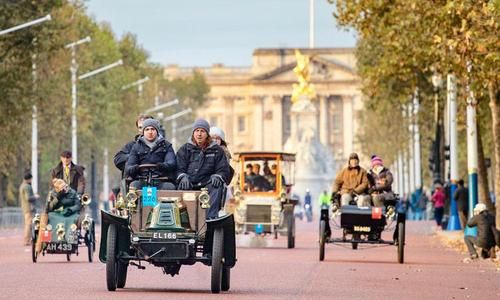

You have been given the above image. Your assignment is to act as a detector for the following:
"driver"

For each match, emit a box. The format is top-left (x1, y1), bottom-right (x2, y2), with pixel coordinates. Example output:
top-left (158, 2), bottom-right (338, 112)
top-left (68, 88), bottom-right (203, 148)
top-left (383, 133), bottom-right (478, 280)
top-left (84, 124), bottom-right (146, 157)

top-left (367, 155), bottom-right (394, 207)
top-left (125, 118), bottom-right (177, 190)
top-left (331, 152), bottom-right (370, 208)
top-left (176, 119), bottom-right (230, 219)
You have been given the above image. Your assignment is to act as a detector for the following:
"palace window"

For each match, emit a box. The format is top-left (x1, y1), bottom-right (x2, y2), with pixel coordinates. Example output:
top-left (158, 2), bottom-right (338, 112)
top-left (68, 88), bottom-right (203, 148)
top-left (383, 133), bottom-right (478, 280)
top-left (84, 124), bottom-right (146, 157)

top-left (238, 115), bottom-right (246, 132)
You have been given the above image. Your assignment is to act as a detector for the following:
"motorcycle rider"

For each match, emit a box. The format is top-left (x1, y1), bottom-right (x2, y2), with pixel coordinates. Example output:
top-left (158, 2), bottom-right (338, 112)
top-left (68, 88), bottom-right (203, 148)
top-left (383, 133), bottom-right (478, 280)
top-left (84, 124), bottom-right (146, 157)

top-left (331, 153), bottom-right (370, 210)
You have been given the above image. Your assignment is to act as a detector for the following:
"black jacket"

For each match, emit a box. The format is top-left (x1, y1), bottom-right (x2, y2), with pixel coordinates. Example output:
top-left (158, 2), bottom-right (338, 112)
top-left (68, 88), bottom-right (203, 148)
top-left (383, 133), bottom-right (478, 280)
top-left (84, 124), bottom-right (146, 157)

top-left (176, 140), bottom-right (230, 186)
top-left (51, 162), bottom-right (85, 194)
top-left (467, 211), bottom-right (497, 249)
top-left (113, 135), bottom-right (140, 173)
top-left (453, 186), bottom-right (468, 212)
top-left (125, 136), bottom-right (177, 180)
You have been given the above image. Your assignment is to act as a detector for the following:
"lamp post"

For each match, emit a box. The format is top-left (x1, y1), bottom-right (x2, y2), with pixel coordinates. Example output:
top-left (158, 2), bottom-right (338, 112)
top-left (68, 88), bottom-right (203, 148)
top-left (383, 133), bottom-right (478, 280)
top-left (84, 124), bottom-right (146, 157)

top-left (0, 14), bottom-right (51, 36)
top-left (431, 72), bottom-right (443, 184)
top-left (163, 108), bottom-right (192, 150)
top-left (121, 76), bottom-right (149, 99)
top-left (65, 36), bottom-right (91, 163)
top-left (447, 74), bottom-right (461, 230)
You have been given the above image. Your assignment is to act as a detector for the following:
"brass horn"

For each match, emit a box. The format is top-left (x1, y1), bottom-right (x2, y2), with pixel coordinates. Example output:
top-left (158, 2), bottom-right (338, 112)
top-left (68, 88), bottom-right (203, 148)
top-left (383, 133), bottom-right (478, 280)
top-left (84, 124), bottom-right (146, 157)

top-left (81, 214), bottom-right (92, 231)
top-left (198, 188), bottom-right (210, 209)
top-left (56, 223), bottom-right (65, 241)
top-left (80, 193), bottom-right (91, 206)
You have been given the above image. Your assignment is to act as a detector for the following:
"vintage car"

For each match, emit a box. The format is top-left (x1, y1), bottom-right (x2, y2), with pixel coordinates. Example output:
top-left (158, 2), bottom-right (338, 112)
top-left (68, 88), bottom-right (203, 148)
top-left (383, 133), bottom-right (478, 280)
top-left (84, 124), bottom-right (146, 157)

top-left (32, 193), bottom-right (95, 263)
top-left (232, 152), bottom-right (297, 248)
top-left (319, 195), bottom-right (406, 263)
top-left (100, 164), bottom-right (236, 294)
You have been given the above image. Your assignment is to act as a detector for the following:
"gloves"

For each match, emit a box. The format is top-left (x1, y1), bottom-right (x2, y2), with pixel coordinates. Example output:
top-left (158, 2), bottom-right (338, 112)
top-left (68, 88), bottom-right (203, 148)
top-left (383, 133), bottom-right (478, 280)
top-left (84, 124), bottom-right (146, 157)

top-left (210, 175), bottom-right (224, 188)
top-left (63, 208), bottom-right (72, 217)
top-left (157, 163), bottom-right (169, 172)
top-left (127, 165), bottom-right (139, 177)
top-left (178, 175), bottom-right (192, 190)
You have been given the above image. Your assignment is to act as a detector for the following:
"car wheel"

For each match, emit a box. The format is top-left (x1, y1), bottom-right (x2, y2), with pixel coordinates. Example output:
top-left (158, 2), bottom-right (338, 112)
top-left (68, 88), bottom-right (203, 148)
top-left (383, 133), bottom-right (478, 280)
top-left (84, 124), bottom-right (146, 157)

top-left (352, 233), bottom-right (359, 250)
top-left (31, 230), bottom-right (38, 263)
top-left (287, 213), bottom-right (295, 249)
top-left (86, 231), bottom-right (94, 263)
top-left (221, 267), bottom-right (230, 291)
top-left (319, 220), bottom-right (326, 261)
top-left (397, 222), bottom-right (405, 264)
top-left (106, 223), bottom-right (118, 291)
top-left (211, 227), bottom-right (224, 293)
top-left (117, 261), bottom-right (128, 288)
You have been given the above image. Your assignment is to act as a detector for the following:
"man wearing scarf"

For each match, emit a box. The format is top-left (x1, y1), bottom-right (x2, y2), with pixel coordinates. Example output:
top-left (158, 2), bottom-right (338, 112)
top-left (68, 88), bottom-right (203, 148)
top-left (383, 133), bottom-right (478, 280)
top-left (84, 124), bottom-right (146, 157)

top-left (331, 153), bottom-right (370, 207)
top-left (176, 119), bottom-right (231, 219)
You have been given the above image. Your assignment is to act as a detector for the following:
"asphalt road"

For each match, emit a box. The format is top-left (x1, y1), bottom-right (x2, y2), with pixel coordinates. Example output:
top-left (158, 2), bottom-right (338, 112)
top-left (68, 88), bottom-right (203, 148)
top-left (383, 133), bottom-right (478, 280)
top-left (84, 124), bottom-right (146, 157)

top-left (0, 218), bottom-right (498, 299)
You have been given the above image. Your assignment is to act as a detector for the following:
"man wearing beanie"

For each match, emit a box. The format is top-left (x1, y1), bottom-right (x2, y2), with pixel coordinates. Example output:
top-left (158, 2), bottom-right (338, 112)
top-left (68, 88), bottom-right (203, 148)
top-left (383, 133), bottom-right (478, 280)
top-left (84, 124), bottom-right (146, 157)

top-left (367, 155), bottom-right (394, 207)
top-left (176, 118), bottom-right (231, 219)
top-left (19, 172), bottom-right (39, 245)
top-left (331, 152), bottom-right (370, 207)
top-left (125, 118), bottom-right (177, 190)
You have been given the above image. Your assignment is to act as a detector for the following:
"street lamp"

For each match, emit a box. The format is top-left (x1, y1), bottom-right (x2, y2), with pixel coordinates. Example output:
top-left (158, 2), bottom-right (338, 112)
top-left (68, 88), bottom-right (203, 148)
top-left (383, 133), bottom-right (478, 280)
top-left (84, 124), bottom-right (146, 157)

top-left (0, 14), bottom-right (51, 36)
top-left (65, 36), bottom-right (91, 163)
top-left (72, 59), bottom-right (123, 162)
top-left (431, 71), bottom-right (443, 184)
top-left (144, 98), bottom-right (179, 114)
top-left (163, 108), bottom-right (192, 149)
top-left (122, 76), bottom-right (149, 99)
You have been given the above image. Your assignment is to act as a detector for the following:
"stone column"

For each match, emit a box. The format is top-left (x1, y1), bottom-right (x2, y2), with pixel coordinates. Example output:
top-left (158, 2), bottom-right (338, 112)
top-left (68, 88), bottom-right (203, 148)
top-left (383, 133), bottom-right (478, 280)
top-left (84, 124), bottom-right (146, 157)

top-left (252, 95), bottom-right (265, 150)
top-left (319, 95), bottom-right (328, 145)
top-left (343, 95), bottom-right (354, 156)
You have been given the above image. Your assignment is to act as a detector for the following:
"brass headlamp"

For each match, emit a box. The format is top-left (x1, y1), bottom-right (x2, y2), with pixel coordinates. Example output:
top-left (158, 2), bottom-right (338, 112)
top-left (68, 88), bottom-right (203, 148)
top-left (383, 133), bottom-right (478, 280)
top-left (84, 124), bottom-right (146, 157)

top-left (198, 188), bottom-right (210, 209)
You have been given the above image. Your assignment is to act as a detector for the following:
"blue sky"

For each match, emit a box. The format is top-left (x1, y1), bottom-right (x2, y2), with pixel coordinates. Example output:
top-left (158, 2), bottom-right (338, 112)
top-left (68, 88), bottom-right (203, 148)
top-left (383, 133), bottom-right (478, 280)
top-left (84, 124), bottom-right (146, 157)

top-left (84, 0), bottom-right (356, 66)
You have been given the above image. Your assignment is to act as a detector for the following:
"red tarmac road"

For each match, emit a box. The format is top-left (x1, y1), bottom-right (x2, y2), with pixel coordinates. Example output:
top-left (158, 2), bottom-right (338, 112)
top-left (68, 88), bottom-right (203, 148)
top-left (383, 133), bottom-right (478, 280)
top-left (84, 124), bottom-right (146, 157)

top-left (0, 219), bottom-right (498, 299)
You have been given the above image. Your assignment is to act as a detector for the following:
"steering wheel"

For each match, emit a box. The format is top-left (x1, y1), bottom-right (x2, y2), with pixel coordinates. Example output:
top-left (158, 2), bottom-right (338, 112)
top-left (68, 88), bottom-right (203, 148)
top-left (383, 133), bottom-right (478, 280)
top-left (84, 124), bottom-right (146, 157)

top-left (138, 164), bottom-right (159, 171)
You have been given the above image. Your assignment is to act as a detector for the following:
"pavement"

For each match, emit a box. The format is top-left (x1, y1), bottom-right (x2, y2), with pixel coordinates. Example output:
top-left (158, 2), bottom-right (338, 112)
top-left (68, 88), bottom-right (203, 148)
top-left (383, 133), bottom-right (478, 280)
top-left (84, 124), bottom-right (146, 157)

top-left (0, 219), bottom-right (499, 299)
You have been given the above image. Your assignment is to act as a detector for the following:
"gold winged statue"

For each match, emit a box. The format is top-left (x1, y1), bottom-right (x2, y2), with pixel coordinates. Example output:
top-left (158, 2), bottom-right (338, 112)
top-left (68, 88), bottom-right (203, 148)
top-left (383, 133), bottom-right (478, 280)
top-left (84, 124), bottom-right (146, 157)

top-left (291, 49), bottom-right (316, 103)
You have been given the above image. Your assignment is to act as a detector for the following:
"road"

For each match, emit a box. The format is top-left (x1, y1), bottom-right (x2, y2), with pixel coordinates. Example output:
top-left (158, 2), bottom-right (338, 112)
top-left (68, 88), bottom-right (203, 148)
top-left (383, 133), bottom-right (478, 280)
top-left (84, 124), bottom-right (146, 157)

top-left (0, 219), bottom-right (498, 299)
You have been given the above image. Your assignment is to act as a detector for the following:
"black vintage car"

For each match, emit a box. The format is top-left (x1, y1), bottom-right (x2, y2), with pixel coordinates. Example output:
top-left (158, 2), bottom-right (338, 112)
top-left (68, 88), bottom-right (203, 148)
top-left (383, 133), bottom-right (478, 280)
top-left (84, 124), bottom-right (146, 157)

top-left (319, 195), bottom-right (406, 263)
top-left (100, 164), bottom-right (236, 294)
top-left (32, 194), bottom-right (95, 263)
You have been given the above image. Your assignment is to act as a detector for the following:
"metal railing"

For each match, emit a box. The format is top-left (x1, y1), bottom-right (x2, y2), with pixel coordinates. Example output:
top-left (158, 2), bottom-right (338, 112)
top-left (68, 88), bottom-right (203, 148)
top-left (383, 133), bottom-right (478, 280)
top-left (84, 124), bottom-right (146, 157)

top-left (0, 207), bottom-right (24, 229)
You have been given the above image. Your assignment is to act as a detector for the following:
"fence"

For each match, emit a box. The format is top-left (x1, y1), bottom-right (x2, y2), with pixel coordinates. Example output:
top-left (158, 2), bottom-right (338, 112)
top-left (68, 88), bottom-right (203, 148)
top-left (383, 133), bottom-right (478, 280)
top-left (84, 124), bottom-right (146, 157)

top-left (0, 207), bottom-right (23, 229)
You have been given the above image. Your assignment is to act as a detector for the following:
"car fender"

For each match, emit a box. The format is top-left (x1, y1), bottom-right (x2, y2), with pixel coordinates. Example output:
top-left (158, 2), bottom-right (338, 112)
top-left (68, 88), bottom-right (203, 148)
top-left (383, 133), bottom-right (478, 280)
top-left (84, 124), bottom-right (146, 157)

top-left (205, 214), bottom-right (236, 268)
top-left (99, 210), bottom-right (130, 263)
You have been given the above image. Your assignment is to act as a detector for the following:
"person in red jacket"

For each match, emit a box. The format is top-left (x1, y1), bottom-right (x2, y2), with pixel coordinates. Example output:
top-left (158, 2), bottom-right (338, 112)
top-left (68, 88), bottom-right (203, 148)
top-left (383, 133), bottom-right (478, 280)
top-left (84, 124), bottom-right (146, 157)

top-left (431, 184), bottom-right (445, 228)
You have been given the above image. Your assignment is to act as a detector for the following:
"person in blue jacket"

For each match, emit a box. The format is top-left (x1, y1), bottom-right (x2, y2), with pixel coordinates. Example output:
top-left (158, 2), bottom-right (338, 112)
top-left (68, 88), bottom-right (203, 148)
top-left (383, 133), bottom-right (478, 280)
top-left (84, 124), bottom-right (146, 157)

top-left (176, 119), bottom-right (231, 219)
top-left (125, 118), bottom-right (177, 190)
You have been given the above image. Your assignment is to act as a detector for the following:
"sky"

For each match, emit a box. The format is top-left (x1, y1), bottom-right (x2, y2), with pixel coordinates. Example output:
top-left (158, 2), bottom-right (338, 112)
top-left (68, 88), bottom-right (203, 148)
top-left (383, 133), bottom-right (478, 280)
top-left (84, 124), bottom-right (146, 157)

top-left (84, 0), bottom-right (357, 67)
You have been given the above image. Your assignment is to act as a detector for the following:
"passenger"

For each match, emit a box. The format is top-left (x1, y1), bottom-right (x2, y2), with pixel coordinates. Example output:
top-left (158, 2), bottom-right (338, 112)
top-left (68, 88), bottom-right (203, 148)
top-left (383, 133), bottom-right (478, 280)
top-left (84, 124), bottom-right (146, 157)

top-left (46, 179), bottom-right (81, 241)
top-left (210, 126), bottom-right (235, 201)
top-left (263, 163), bottom-right (275, 189)
top-left (114, 114), bottom-right (153, 176)
top-left (253, 163), bottom-right (261, 175)
top-left (125, 118), bottom-right (177, 190)
top-left (331, 152), bottom-right (370, 208)
top-left (244, 163), bottom-right (256, 191)
top-left (464, 203), bottom-right (499, 260)
top-left (367, 155), bottom-right (394, 207)
top-left (271, 163), bottom-right (286, 191)
top-left (51, 150), bottom-right (85, 195)
top-left (176, 119), bottom-right (231, 219)
top-left (251, 163), bottom-right (272, 191)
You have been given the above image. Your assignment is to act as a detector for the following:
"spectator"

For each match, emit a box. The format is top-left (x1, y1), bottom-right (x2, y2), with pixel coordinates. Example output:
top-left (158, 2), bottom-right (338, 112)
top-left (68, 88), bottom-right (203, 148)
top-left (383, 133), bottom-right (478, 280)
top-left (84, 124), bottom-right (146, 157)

top-left (464, 203), bottom-right (498, 260)
top-left (453, 179), bottom-right (469, 229)
top-left (19, 172), bottom-right (39, 246)
top-left (431, 184), bottom-right (445, 229)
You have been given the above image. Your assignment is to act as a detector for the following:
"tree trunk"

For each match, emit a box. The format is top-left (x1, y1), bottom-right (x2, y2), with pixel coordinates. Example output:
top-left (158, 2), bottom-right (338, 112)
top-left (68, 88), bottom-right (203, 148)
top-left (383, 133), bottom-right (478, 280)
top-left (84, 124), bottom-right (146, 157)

top-left (488, 81), bottom-right (500, 231)
top-left (476, 125), bottom-right (493, 210)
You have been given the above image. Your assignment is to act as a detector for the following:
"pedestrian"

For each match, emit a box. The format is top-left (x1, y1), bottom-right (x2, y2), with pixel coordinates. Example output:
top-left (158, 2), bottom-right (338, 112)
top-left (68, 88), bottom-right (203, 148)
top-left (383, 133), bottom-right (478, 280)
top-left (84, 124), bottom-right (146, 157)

top-left (415, 187), bottom-right (428, 221)
top-left (176, 118), bottom-right (231, 219)
top-left (331, 152), bottom-right (370, 209)
top-left (453, 179), bottom-right (469, 229)
top-left (125, 118), bottom-right (177, 190)
top-left (19, 172), bottom-right (39, 246)
top-left (51, 150), bottom-right (85, 195)
top-left (431, 184), bottom-right (445, 229)
top-left (367, 155), bottom-right (394, 207)
top-left (318, 190), bottom-right (330, 208)
top-left (463, 203), bottom-right (499, 260)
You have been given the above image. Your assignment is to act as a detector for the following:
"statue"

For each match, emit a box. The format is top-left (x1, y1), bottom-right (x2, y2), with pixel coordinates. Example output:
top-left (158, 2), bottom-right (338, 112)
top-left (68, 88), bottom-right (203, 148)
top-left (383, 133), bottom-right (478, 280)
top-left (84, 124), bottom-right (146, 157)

top-left (291, 49), bottom-right (316, 104)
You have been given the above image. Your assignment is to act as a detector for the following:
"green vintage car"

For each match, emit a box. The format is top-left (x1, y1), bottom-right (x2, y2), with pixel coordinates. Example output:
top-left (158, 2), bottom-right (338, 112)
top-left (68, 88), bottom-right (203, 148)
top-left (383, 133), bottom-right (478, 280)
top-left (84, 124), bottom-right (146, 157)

top-left (100, 164), bottom-right (236, 294)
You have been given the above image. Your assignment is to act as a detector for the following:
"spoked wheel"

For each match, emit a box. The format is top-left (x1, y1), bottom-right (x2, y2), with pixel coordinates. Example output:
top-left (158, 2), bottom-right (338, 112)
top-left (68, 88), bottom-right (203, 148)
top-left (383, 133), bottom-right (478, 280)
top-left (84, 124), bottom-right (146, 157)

top-left (86, 231), bottom-right (94, 263)
top-left (31, 231), bottom-right (38, 263)
top-left (287, 213), bottom-right (295, 249)
top-left (319, 220), bottom-right (326, 261)
top-left (106, 224), bottom-right (118, 291)
top-left (221, 267), bottom-right (230, 291)
top-left (117, 261), bottom-right (128, 288)
top-left (352, 233), bottom-right (359, 250)
top-left (211, 227), bottom-right (224, 294)
top-left (397, 222), bottom-right (405, 263)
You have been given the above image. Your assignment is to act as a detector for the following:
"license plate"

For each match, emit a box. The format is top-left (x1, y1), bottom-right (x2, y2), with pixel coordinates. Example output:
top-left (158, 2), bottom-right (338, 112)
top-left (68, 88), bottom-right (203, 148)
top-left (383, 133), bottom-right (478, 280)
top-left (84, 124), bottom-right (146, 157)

top-left (152, 232), bottom-right (177, 240)
top-left (142, 186), bottom-right (158, 207)
top-left (40, 230), bottom-right (52, 242)
top-left (353, 226), bottom-right (371, 232)
top-left (46, 242), bottom-right (73, 252)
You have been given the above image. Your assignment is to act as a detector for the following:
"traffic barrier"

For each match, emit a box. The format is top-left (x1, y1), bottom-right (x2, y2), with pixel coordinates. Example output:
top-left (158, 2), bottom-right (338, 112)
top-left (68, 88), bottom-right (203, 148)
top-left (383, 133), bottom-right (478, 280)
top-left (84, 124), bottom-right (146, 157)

top-left (0, 207), bottom-right (23, 229)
